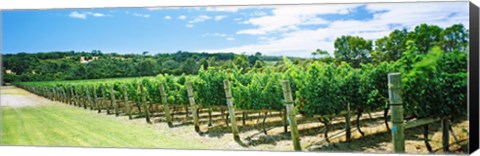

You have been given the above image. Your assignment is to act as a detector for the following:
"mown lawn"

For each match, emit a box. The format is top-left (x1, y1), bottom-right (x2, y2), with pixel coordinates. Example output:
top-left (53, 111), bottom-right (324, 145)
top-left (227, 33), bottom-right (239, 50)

top-left (1, 104), bottom-right (207, 149)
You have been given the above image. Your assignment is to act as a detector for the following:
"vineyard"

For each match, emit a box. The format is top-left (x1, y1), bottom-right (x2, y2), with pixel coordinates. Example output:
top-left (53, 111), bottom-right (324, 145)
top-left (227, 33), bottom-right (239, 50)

top-left (14, 45), bottom-right (468, 153)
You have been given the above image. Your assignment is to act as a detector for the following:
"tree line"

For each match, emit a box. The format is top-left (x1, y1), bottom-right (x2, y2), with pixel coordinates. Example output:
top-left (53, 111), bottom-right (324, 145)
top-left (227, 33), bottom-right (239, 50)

top-left (2, 50), bottom-right (295, 83)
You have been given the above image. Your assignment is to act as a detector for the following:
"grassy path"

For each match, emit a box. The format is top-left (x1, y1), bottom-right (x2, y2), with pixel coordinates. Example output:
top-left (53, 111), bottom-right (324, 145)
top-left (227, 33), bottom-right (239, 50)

top-left (1, 104), bottom-right (207, 149)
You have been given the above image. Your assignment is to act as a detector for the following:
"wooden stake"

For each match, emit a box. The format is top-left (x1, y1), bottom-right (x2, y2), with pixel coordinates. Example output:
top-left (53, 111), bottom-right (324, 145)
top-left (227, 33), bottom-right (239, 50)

top-left (110, 85), bottom-right (119, 116)
top-left (159, 83), bottom-right (173, 127)
top-left (75, 88), bottom-right (80, 107)
top-left (223, 80), bottom-right (240, 141)
top-left (122, 84), bottom-right (132, 120)
top-left (61, 87), bottom-right (67, 103)
top-left (208, 108), bottom-right (213, 126)
top-left (345, 102), bottom-right (351, 142)
top-left (93, 86), bottom-right (100, 113)
top-left (52, 88), bottom-right (57, 101)
top-left (69, 87), bottom-right (74, 105)
top-left (79, 86), bottom-right (85, 108)
top-left (282, 109), bottom-right (288, 133)
top-left (388, 73), bottom-right (404, 153)
top-left (85, 86), bottom-right (92, 110)
top-left (442, 118), bottom-right (450, 153)
top-left (242, 112), bottom-right (246, 126)
top-left (140, 84), bottom-right (152, 124)
top-left (186, 81), bottom-right (200, 133)
top-left (281, 80), bottom-right (301, 151)
top-left (100, 85), bottom-right (106, 113)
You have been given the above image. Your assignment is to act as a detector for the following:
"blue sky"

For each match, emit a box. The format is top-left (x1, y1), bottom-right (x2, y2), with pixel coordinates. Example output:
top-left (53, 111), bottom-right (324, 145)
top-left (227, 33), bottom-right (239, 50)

top-left (1, 2), bottom-right (469, 57)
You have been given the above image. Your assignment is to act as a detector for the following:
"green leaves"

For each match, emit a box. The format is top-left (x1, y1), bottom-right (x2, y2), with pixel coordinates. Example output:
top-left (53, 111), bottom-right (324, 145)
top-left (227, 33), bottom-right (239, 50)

top-left (156, 74), bottom-right (188, 105)
top-left (193, 67), bottom-right (228, 107)
top-left (232, 72), bottom-right (283, 110)
top-left (399, 46), bottom-right (466, 119)
top-left (297, 62), bottom-right (342, 118)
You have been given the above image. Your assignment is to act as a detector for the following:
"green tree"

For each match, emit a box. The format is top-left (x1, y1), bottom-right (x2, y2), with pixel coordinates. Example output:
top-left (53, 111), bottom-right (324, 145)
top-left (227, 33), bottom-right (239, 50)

top-left (334, 36), bottom-right (372, 67)
top-left (311, 49), bottom-right (329, 59)
top-left (182, 58), bottom-right (199, 75)
top-left (407, 24), bottom-right (442, 54)
top-left (438, 24), bottom-right (468, 52)
top-left (233, 54), bottom-right (250, 72)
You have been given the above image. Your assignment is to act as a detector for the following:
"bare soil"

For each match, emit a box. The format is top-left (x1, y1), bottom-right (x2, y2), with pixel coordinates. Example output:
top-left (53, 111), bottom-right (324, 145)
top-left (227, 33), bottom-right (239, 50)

top-left (1, 86), bottom-right (62, 108)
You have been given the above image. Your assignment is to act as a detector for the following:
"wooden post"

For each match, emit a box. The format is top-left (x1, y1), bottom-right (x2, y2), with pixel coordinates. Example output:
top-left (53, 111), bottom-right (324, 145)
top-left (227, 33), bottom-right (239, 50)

top-left (281, 80), bottom-right (301, 151)
top-left (56, 87), bottom-right (61, 102)
top-left (61, 87), bottom-right (67, 103)
top-left (50, 88), bottom-right (54, 100)
top-left (55, 87), bottom-right (60, 102)
top-left (88, 87), bottom-right (93, 110)
top-left (186, 81), bottom-right (200, 132)
top-left (441, 118), bottom-right (450, 153)
top-left (208, 108), bottom-right (213, 126)
top-left (242, 112), bottom-right (246, 126)
top-left (74, 88), bottom-right (79, 107)
top-left (59, 88), bottom-right (63, 102)
top-left (54, 87), bottom-right (59, 101)
top-left (78, 86), bottom-right (83, 108)
top-left (110, 85), bottom-right (119, 116)
top-left (140, 84), bottom-right (152, 124)
top-left (122, 84), bottom-right (132, 120)
top-left (159, 83), bottom-right (173, 127)
top-left (69, 87), bottom-right (74, 105)
top-left (57, 88), bottom-right (61, 101)
top-left (100, 85), bottom-right (107, 113)
top-left (53, 88), bottom-right (58, 101)
top-left (76, 87), bottom-right (82, 108)
top-left (93, 86), bottom-right (100, 113)
top-left (85, 86), bottom-right (92, 110)
top-left (52, 88), bottom-right (57, 101)
top-left (388, 73), bottom-right (405, 153)
top-left (283, 109), bottom-right (288, 133)
top-left (223, 80), bottom-right (240, 141)
top-left (345, 102), bottom-right (351, 142)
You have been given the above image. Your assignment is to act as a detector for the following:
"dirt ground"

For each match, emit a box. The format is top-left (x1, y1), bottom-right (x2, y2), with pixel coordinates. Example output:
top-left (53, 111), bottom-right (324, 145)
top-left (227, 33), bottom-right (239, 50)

top-left (1, 86), bottom-right (63, 108)
top-left (0, 86), bottom-right (470, 154)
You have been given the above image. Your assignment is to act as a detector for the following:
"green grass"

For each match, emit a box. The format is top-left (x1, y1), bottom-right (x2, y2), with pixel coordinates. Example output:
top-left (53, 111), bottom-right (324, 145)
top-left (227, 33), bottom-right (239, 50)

top-left (1, 104), bottom-right (207, 149)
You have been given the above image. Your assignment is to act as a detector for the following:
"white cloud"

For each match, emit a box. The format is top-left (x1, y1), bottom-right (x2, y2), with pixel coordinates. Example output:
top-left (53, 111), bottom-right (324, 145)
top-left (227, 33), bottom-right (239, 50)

top-left (91, 13), bottom-right (105, 17)
top-left (250, 11), bottom-right (267, 17)
top-left (178, 15), bottom-right (187, 20)
top-left (185, 15), bottom-right (212, 27)
top-left (189, 15), bottom-right (211, 23)
top-left (214, 15), bottom-right (227, 21)
top-left (226, 37), bottom-right (235, 41)
top-left (197, 2), bottom-right (469, 58)
top-left (69, 11), bottom-right (86, 19)
top-left (164, 16), bottom-right (172, 20)
top-left (68, 11), bottom-right (110, 19)
top-left (236, 4), bottom-right (360, 35)
top-left (203, 33), bottom-right (227, 37)
top-left (133, 13), bottom-right (150, 18)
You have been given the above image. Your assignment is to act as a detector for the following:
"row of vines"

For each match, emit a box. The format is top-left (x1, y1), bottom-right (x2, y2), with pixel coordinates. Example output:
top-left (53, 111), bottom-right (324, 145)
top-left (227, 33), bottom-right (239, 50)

top-left (15, 45), bottom-right (467, 152)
